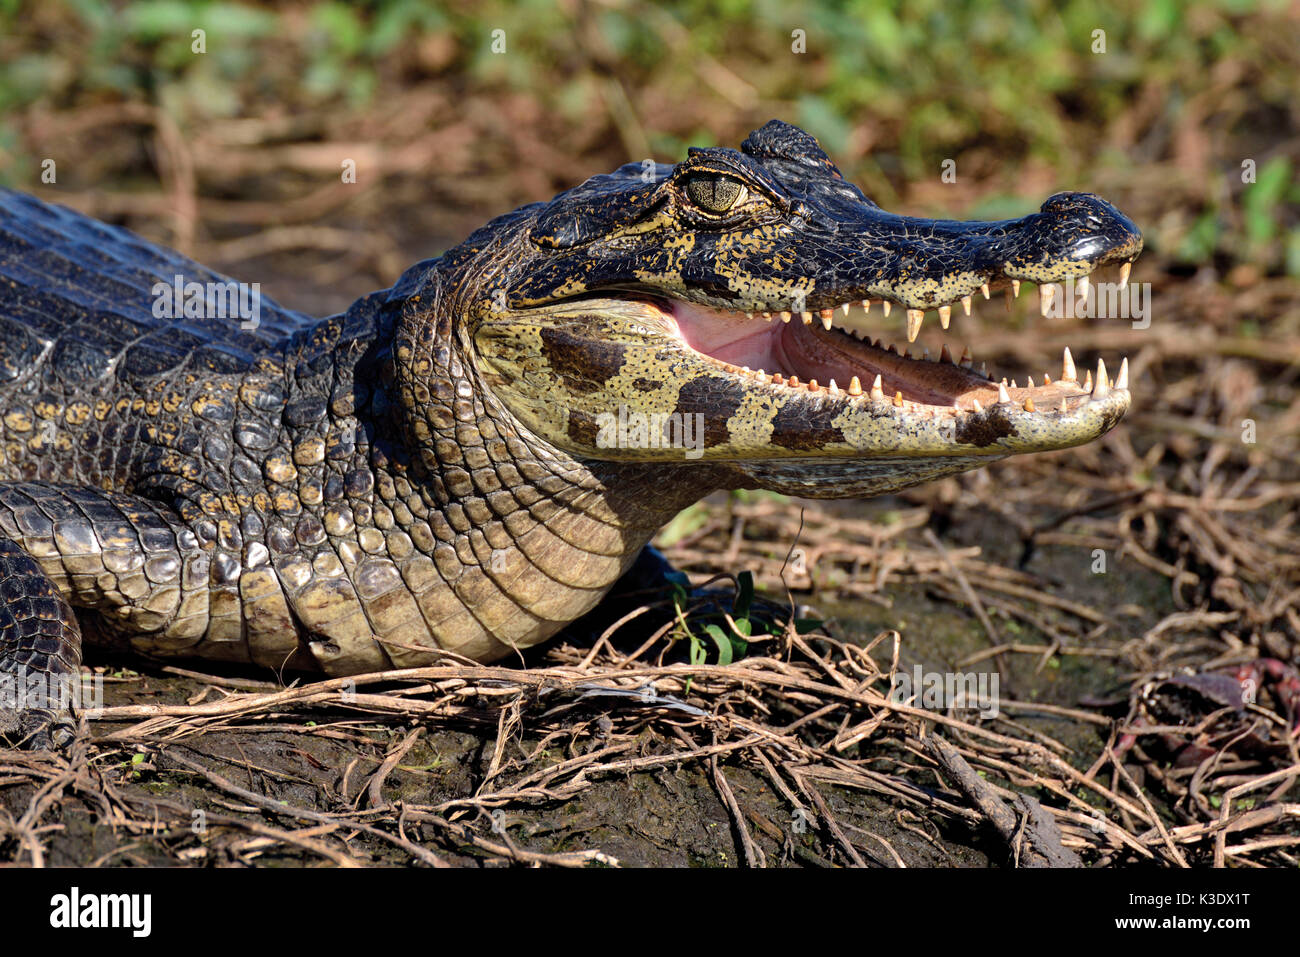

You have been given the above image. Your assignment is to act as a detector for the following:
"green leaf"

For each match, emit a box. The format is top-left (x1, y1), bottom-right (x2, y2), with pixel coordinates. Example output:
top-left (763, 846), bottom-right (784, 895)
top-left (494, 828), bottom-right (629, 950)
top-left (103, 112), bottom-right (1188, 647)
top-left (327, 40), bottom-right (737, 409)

top-left (703, 624), bottom-right (734, 665)
top-left (733, 570), bottom-right (754, 621)
top-left (311, 1), bottom-right (365, 58)
top-left (656, 503), bottom-right (708, 546)
top-left (1177, 209), bottom-right (1220, 264)
top-left (1285, 227), bottom-right (1300, 278)
top-left (689, 634), bottom-right (707, 667)
top-left (1243, 156), bottom-right (1291, 243)
top-left (125, 0), bottom-right (201, 39)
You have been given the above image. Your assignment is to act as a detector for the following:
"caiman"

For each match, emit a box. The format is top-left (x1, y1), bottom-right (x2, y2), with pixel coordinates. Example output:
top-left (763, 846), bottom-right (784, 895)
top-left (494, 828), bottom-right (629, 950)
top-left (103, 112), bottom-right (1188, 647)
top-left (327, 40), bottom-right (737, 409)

top-left (0, 121), bottom-right (1141, 747)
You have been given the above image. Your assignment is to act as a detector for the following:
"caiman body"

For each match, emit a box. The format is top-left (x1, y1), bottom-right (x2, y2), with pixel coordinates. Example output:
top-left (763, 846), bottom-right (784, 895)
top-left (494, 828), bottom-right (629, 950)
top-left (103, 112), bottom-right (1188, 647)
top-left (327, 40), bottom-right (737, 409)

top-left (0, 121), bottom-right (1141, 745)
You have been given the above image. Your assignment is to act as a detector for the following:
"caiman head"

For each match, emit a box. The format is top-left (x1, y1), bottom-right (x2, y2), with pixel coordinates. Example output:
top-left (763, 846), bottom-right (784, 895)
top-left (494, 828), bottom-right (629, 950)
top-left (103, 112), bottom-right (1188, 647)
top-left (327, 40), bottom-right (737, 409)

top-left (408, 119), bottom-right (1142, 501)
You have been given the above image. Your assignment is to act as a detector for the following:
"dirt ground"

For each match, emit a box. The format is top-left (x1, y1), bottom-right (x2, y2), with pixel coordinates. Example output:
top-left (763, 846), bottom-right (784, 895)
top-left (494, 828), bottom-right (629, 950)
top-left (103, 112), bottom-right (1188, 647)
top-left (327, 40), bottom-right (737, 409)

top-left (0, 524), bottom-right (1154, 869)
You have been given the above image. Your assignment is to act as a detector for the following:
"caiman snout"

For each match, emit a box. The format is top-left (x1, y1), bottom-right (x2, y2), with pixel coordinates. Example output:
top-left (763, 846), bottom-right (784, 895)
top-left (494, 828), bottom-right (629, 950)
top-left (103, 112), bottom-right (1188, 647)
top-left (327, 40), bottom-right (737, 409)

top-left (1033, 191), bottom-right (1144, 266)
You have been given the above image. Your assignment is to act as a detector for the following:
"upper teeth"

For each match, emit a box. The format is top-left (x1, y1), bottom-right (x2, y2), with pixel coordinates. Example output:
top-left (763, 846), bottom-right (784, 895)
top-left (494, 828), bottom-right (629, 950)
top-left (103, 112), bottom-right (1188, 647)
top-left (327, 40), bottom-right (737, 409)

top-left (756, 264), bottom-right (1137, 345)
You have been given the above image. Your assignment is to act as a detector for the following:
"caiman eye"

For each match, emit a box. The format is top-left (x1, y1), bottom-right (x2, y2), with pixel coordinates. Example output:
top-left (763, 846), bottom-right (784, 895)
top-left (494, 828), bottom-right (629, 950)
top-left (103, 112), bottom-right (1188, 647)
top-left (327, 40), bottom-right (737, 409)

top-left (684, 173), bottom-right (746, 213)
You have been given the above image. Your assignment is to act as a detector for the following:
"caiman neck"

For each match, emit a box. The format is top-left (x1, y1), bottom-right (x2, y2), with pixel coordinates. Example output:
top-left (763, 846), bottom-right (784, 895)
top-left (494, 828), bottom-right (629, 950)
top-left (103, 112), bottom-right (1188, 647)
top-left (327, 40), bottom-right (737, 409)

top-left (307, 265), bottom-right (727, 664)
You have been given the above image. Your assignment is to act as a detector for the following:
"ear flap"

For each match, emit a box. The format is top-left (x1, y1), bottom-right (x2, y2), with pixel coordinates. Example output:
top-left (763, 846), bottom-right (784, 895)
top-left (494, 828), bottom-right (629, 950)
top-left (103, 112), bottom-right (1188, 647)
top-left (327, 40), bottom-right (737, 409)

top-left (530, 168), bottom-right (667, 249)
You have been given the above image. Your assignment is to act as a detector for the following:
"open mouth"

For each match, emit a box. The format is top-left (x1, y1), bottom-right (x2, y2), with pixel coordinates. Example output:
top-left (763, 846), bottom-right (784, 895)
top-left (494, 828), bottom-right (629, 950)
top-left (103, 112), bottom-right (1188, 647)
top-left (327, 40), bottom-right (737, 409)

top-left (668, 271), bottom-right (1133, 418)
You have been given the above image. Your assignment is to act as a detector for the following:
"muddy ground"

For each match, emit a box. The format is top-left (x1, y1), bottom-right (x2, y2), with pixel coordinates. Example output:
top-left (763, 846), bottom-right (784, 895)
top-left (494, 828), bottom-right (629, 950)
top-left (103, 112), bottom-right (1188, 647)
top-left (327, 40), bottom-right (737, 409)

top-left (0, 483), bottom-right (1202, 868)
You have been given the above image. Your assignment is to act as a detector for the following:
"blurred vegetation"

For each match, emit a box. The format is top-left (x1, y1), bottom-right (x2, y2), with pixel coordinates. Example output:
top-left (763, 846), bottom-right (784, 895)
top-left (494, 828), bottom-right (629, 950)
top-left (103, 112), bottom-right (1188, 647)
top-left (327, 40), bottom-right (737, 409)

top-left (0, 0), bottom-right (1297, 279)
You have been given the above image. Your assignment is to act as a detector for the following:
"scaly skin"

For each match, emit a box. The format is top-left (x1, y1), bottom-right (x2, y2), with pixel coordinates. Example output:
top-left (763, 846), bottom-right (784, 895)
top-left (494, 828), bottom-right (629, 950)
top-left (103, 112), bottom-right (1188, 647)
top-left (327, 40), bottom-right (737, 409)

top-left (0, 121), bottom-right (1141, 746)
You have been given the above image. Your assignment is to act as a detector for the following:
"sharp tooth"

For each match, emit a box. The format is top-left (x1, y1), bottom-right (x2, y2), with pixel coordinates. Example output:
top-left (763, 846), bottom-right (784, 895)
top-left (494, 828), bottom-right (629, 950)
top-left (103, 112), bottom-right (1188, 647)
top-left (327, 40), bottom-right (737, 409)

top-left (1062, 346), bottom-right (1076, 382)
top-left (860, 300), bottom-right (871, 313)
top-left (1027, 375), bottom-right (1035, 387)
top-left (921, 347), bottom-right (931, 360)
top-left (870, 375), bottom-right (884, 399)
top-left (756, 368), bottom-right (766, 377)
top-left (848, 375), bottom-right (863, 396)
top-left (972, 399), bottom-right (983, 413)
top-left (959, 346), bottom-right (972, 367)
top-left (1119, 262), bottom-right (1132, 289)
top-left (938, 305), bottom-right (951, 329)
top-left (1010, 379), bottom-right (1018, 389)
top-left (1060, 398), bottom-right (1068, 414)
top-left (821, 312), bottom-right (833, 331)
top-left (789, 375), bottom-right (800, 387)
top-left (841, 303), bottom-right (850, 316)
top-left (1076, 275), bottom-right (1090, 300)
top-left (763, 312), bottom-right (772, 321)
top-left (882, 301), bottom-right (892, 317)
top-left (906, 309), bottom-right (924, 342)
top-left (1093, 358), bottom-right (1109, 396)
top-left (1083, 369), bottom-right (1093, 391)
top-left (893, 390), bottom-right (904, 408)
top-left (829, 379), bottom-right (839, 394)
top-left (961, 295), bottom-right (972, 315)
top-left (940, 344), bottom-right (954, 364)
top-left (1023, 397), bottom-right (1036, 412)
top-left (998, 382), bottom-right (1011, 403)
top-left (1011, 279), bottom-right (1021, 298)
top-left (808, 378), bottom-right (820, 392)
top-left (1043, 373), bottom-right (1051, 385)
top-left (801, 311), bottom-right (813, 325)
top-left (979, 361), bottom-right (989, 378)
top-left (780, 311), bottom-right (792, 322)
top-left (980, 283), bottom-right (990, 299)
top-left (1040, 284), bottom-right (1055, 316)
top-left (772, 373), bottom-right (783, 385)
top-left (1116, 356), bottom-right (1129, 390)
top-left (746, 312), bottom-right (754, 320)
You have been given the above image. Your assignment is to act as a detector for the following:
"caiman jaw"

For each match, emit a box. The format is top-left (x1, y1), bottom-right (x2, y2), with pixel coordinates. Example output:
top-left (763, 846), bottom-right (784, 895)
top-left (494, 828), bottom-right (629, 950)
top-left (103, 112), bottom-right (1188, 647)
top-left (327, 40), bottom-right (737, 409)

top-left (669, 280), bottom-right (1131, 419)
top-left (648, 276), bottom-right (1135, 466)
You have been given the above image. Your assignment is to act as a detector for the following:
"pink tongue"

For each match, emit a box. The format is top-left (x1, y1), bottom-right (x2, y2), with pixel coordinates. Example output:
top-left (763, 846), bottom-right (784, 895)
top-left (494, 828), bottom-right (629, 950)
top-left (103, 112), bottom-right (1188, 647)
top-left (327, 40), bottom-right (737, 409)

top-left (701, 332), bottom-right (778, 367)
top-left (672, 301), bottom-right (782, 368)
